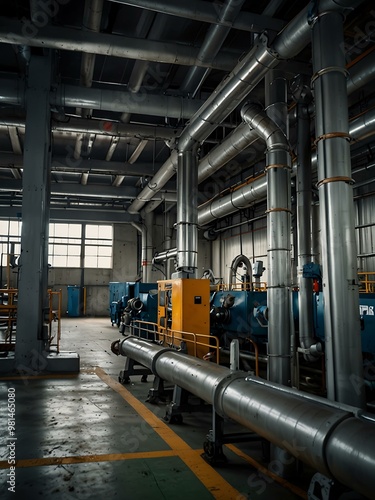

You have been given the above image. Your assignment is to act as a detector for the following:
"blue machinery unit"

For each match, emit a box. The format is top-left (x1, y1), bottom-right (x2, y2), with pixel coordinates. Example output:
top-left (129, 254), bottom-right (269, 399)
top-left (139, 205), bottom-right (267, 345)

top-left (109, 281), bottom-right (158, 332)
top-left (210, 289), bottom-right (375, 366)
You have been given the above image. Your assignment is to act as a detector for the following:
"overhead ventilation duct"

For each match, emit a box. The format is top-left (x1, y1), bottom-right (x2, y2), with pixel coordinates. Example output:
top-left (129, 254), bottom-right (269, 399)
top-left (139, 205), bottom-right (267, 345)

top-left (127, 0), bottom-right (364, 215)
top-left (198, 105), bottom-right (375, 227)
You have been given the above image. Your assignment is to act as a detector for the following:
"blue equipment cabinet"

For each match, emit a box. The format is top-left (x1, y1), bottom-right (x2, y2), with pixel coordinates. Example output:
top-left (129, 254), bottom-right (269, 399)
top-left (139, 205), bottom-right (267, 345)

top-left (67, 285), bottom-right (81, 317)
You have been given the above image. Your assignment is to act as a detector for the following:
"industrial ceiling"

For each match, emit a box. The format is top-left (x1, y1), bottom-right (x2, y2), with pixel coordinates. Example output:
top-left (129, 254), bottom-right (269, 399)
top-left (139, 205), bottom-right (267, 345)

top-left (0, 0), bottom-right (373, 224)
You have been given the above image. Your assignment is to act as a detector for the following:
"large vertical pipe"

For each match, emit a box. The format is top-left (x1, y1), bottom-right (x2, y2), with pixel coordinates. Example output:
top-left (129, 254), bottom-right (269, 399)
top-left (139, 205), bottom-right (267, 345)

top-left (311, 9), bottom-right (365, 407)
top-left (296, 102), bottom-right (317, 359)
top-left (176, 147), bottom-right (198, 276)
top-left (241, 101), bottom-right (291, 386)
top-left (265, 71), bottom-right (291, 386)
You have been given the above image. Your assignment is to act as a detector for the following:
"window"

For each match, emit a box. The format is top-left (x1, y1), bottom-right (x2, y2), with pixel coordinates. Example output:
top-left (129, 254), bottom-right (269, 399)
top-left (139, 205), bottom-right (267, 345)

top-left (0, 221), bottom-right (113, 269)
top-left (48, 223), bottom-right (82, 268)
top-left (0, 220), bottom-right (22, 267)
top-left (84, 224), bottom-right (113, 268)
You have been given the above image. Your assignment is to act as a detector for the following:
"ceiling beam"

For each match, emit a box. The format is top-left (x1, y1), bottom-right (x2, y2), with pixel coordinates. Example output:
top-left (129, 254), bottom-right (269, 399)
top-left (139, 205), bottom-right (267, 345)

top-left (108, 0), bottom-right (285, 32)
top-left (0, 18), bottom-right (240, 71)
top-left (0, 153), bottom-right (161, 176)
top-left (0, 206), bottom-right (139, 223)
top-left (0, 178), bottom-right (177, 201)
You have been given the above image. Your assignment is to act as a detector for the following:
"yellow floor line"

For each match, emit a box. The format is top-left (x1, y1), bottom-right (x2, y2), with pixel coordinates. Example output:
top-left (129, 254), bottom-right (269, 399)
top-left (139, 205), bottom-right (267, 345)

top-left (0, 373), bottom-right (79, 381)
top-left (225, 444), bottom-right (308, 499)
top-left (95, 366), bottom-right (242, 500)
top-left (0, 450), bottom-right (177, 469)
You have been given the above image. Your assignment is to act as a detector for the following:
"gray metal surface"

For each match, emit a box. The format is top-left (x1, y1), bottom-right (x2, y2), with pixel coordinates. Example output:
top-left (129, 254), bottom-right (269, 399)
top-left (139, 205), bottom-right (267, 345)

top-left (312, 9), bottom-right (365, 407)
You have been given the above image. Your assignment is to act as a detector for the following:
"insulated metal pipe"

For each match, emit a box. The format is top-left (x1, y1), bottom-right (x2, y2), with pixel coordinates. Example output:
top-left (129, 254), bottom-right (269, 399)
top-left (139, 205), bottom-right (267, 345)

top-left (127, 0), bottom-right (364, 214)
top-left (176, 148), bottom-right (198, 274)
top-left (241, 100), bottom-right (291, 386)
top-left (114, 336), bottom-right (375, 500)
top-left (152, 247), bottom-right (177, 264)
top-left (197, 104), bottom-right (375, 227)
top-left (131, 222), bottom-right (147, 281)
top-left (311, 9), bottom-right (365, 407)
top-left (180, 0), bottom-right (245, 95)
top-left (52, 85), bottom-right (203, 120)
top-left (296, 102), bottom-right (317, 360)
top-left (144, 212), bottom-right (154, 282)
top-left (347, 48), bottom-right (375, 95)
top-left (0, 115), bottom-right (181, 141)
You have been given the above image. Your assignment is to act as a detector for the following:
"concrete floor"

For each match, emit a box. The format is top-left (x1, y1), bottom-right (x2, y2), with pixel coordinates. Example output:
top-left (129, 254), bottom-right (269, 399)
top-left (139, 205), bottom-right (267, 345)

top-left (0, 317), bottom-right (311, 499)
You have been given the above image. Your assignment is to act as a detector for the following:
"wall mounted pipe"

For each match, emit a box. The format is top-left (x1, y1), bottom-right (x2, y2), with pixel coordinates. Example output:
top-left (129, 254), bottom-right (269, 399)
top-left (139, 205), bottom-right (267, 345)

top-left (311, 8), bottom-right (364, 408)
top-left (113, 336), bottom-right (375, 500)
top-left (131, 218), bottom-right (158, 282)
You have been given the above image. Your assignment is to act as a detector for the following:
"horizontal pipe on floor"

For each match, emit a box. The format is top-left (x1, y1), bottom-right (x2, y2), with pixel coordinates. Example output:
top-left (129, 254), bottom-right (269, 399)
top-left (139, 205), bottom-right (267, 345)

top-left (114, 336), bottom-right (375, 500)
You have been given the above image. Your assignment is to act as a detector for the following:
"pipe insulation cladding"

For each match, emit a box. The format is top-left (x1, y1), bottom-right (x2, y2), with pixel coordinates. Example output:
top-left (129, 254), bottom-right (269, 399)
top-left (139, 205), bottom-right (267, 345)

top-left (113, 336), bottom-right (375, 500)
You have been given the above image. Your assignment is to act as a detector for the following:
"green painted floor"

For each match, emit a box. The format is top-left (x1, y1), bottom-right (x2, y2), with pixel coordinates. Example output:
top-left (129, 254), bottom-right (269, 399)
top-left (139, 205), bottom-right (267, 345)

top-left (0, 317), bottom-right (310, 499)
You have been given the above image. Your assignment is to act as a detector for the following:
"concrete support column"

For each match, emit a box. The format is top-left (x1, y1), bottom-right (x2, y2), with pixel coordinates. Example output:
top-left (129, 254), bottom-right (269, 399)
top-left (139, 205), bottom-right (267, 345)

top-left (312, 10), bottom-right (365, 407)
top-left (16, 54), bottom-right (52, 370)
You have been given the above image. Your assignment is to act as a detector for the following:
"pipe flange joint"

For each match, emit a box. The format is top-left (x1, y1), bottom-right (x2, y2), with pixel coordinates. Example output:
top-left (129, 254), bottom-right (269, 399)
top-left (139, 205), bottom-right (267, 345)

top-left (308, 8), bottom-right (345, 29)
top-left (314, 131), bottom-right (351, 146)
top-left (316, 176), bottom-right (354, 189)
top-left (255, 32), bottom-right (279, 59)
top-left (213, 371), bottom-right (246, 418)
top-left (311, 66), bottom-right (349, 87)
top-left (151, 347), bottom-right (175, 377)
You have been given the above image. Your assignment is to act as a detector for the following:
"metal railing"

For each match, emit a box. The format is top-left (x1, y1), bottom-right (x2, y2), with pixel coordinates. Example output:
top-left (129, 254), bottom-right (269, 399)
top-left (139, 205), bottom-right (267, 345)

top-left (213, 282), bottom-right (267, 292)
top-left (129, 319), bottom-right (220, 363)
top-left (48, 289), bottom-right (62, 352)
top-left (0, 288), bottom-right (17, 350)
top-left (358, 272), bottom-right (375, 293)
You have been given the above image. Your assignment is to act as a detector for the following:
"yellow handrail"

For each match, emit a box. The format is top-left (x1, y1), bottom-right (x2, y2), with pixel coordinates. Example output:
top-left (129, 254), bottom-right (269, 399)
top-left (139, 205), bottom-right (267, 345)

top-left (129, 320), bottom-right (220, 364)
top-left (358, 272), bottom-right (375, 294)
